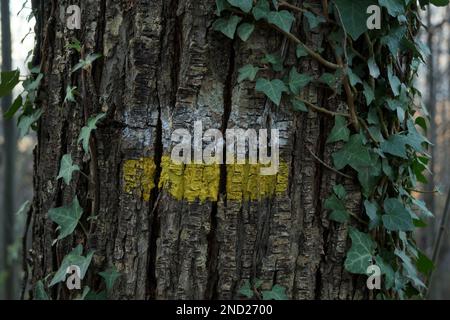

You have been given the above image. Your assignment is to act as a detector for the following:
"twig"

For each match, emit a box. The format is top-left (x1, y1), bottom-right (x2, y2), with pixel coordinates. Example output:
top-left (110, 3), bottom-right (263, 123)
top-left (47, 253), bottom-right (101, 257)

top-left (307, 147), bottom-right (353, 180)
top-left (298, 97), bottom-right (351, 118)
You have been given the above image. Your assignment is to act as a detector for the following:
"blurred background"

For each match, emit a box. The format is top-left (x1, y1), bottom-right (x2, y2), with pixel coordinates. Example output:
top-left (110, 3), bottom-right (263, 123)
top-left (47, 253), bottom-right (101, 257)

top-left (0, 1), bottom-right (449, 300)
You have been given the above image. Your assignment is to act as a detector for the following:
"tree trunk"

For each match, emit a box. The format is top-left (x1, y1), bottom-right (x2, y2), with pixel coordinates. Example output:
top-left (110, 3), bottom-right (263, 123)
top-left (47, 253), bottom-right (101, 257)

top-left (1, 0), bottom-right (16, 300)
top-left (28, 0), bottom-right (366, 300)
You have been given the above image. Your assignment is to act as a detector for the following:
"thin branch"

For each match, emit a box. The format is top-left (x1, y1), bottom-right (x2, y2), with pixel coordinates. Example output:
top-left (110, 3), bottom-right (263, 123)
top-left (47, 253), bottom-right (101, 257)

top-left (297, 97), bottom-right (351, 118)
top-left (307, 147), bottom-right (353, 180)
top-left (268, 24), bottom-right (341, 70)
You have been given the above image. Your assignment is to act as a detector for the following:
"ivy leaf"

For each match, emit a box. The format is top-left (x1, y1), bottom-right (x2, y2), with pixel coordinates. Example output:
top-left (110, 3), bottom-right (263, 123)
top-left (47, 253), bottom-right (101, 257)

top-left (262, 284), bottom-right (288, 300)
top-left (430, 0), bottom-right (449, 6)
top-left (4, 95), bottom-right (23, 119)
top-left (382, 198), bottom-right (415, 232)
top-left (215, 0), bottom-right (230, 15)
top-left (65, 85), bottom-right (77, 103)
top-left (49, 245), bottom-right (94, 287)
top-left (395, 249), bottom-right (425, 289)
top-left (304, 11), bottom-right (325, 29)
top-left (78, 113), bottom-right (106, 154)
top-left (262, 53), bottom-right (284, 72)
top-left (344, 228), bottom-right (376, 274)
top-left (333, 184), bottom-right (347, 200)
top-left (267, 10), bottom-right (295, 33)
top-left (327, 115), bottom-right (350, 144)
top-left (381, 134), bottom-right (409, 159)
top-left (255, 78), bottom-right (288, 106)
top-left (99, 267), bottom-right (121, 292)
top-left (332, 134), bottom-right (372, 170)
top-left (238, 280), bottom-right (254, 298)
top-left (237, 23), bottom-right (255, 41)
top-left (325, 194), bottom-right (349, 223)
top-left (67, 39), bottom-right (82, 53)
top-left (57, 154), bottom-right (80, 185)
top-left (296, 44), bottom-right (308, 58)
top-left (72, 53), bottom-right (102, 73)
top-left (367, 57), bottom-right (380, 78)
top-left (387, 64), bottom-right (401, 96)
top-left (354, 153), bottom-right (382, 196)
top-left (364, 200), bottom-right (381, 229)
top-left (18, 109), bottom-right (43, 138)
top-left (252, 0), bottom-right (270, 20)
top-left (212, 15), bottom-right (242, 39)
top-left (288, 68), bottom-right (312, 95)
top-left (363, 83), bottom-right (375, 105)
top-left (375, 255), bottom-right (395, 290)
top-left (416, 251), bottom-right (434, 276)
top-left (0, 69), bottom-right (20, 97)
top-left (227, 0), bottom-right (253, 13)
top-left (291, 98), bottom-right (308, 112)
top-left (48, 197), bottom-right (83, 241)
top-left (333, 0), bottom-right (377, 40)
top-left (237, 64), bottom-right (259, 83)
top-left (379, 0), bottom-right (405, 17)
top-left (35, 281), bottom-right (50, 300)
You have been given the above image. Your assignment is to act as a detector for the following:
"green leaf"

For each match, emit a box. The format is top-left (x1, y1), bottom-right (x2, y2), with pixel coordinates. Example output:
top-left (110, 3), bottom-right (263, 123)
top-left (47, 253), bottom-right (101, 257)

top-left (267, 10), bottom-right (295, 33)
top-left (381, 134), bottom-right (409, 158)
top-left (367, 57), bottom-right (380, 78)
top-left (262, 53), bottom-right (284, 72)
top-left (262, 284), bottom-right (288, 300)
top-left (255, 78), bottom-right (288, 106)
top-left (49, 245), bottom-right (95, 287)
top-left (364, 200), bottom-right (381, 229)
top-left (296, 44), bottom-right (308, 58)
top-left (18, 109), bottom-right (43, 138)
top-left (4, 95), bottom-right (23, 119)
top-left (238, 280), bottom-right (254, 298)
top-left (216, 0), bottom-right (230, 15)
top-left (382, 198), bottom-right (414, 232)
top-left (375, 255), bottom-right (395, 290)
top-left (363, 82), bottom-right (375, 105)
top-left (57, 154), bottom-right (80, 185)
top-left (416, 251), bottom-right (434, 276)
top-left (344, 228), bottom-right (376, 274)
top-left (212, 15), bottom-right (242, 39)
top-left (354, 153), bottom-right (382, 196)
top-left (304, 11), bottom-right (325, 29)
top-left (99, 267), bottom-right (121, 292)
top-left (71, 53), bottom-right (102, 73)
top-left (288, 68), bottom-right (312, 95)
top-left (387, 64), bottom-right (401, 96)
top-left (227, 0), bottom-right (253, 13)
top-left (395, 249), bottom-right (425, 289)
top-left (34, 281), bottom-right (50, 300)
top-left (327, 115), bottom-right (350, 144)
top-left (237, 23), bottom-right (255, 41)
top-left (252, 0), bottom-right (270, 20)
top-left (291, 98), bottom-right (308, 112)
top-left (333, 0), bottom-right (377, 40)
top-left (237, 64), bottom-right (259, 83)
top-left (48, 197), bottom-right (83, 241)
top-left (379, 0), bottom-right (405, 17)
top-left (78, 113), bottom-right (106, 154)
top-left (332, 134), bottom-right (372, 170)
top-left (430, 0), bottom-right (449, 6)
top-left (67, 39), bottom-right (82, 53)
top-left (0, 69), bottom-right (20, 97)
top-left (65, 85), bottom-right (77, 103)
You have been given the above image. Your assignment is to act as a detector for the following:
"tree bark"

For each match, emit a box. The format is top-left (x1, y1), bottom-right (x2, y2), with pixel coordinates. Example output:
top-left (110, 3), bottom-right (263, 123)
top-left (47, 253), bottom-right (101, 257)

top-left (28, 0), bottom-right (366, 300)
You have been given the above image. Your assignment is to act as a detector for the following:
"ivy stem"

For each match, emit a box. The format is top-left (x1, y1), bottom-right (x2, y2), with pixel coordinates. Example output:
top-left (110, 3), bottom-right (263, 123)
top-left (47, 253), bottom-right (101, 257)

top-left (297, 97), bottom-right (350, 118)
top-left (307, 147), bottom-right (353, 180)
top-left (268, 24), bottom-right (341, 70)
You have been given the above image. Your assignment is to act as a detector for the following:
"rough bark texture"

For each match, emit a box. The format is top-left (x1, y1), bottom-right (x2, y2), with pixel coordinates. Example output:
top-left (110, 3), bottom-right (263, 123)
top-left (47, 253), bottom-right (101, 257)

top-left (28, 0), bottom-right (367, 300)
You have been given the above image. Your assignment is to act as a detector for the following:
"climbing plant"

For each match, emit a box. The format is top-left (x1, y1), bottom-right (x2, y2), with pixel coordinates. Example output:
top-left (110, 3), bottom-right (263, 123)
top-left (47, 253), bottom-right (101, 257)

top-left (0, 0), bottom-right (448, 300)
top-left (212, 0), bottom-right (448, 299)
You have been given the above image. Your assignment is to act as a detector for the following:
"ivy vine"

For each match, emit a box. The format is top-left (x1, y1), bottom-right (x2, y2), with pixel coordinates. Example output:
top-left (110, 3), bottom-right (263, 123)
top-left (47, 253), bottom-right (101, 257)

top-left (212, 0), bottom-right (447, 299)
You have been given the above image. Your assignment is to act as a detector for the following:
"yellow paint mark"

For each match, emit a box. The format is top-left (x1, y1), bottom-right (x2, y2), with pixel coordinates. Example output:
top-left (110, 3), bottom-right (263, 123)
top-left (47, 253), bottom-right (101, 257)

top-left (226, 162), bottom-right (289, 201)
top-left (123, 156), bottom-right (289, 203)
top-left (159, 156), bottom-right (220, 203)
top-left (123, 157), bottom-right (156, 201)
